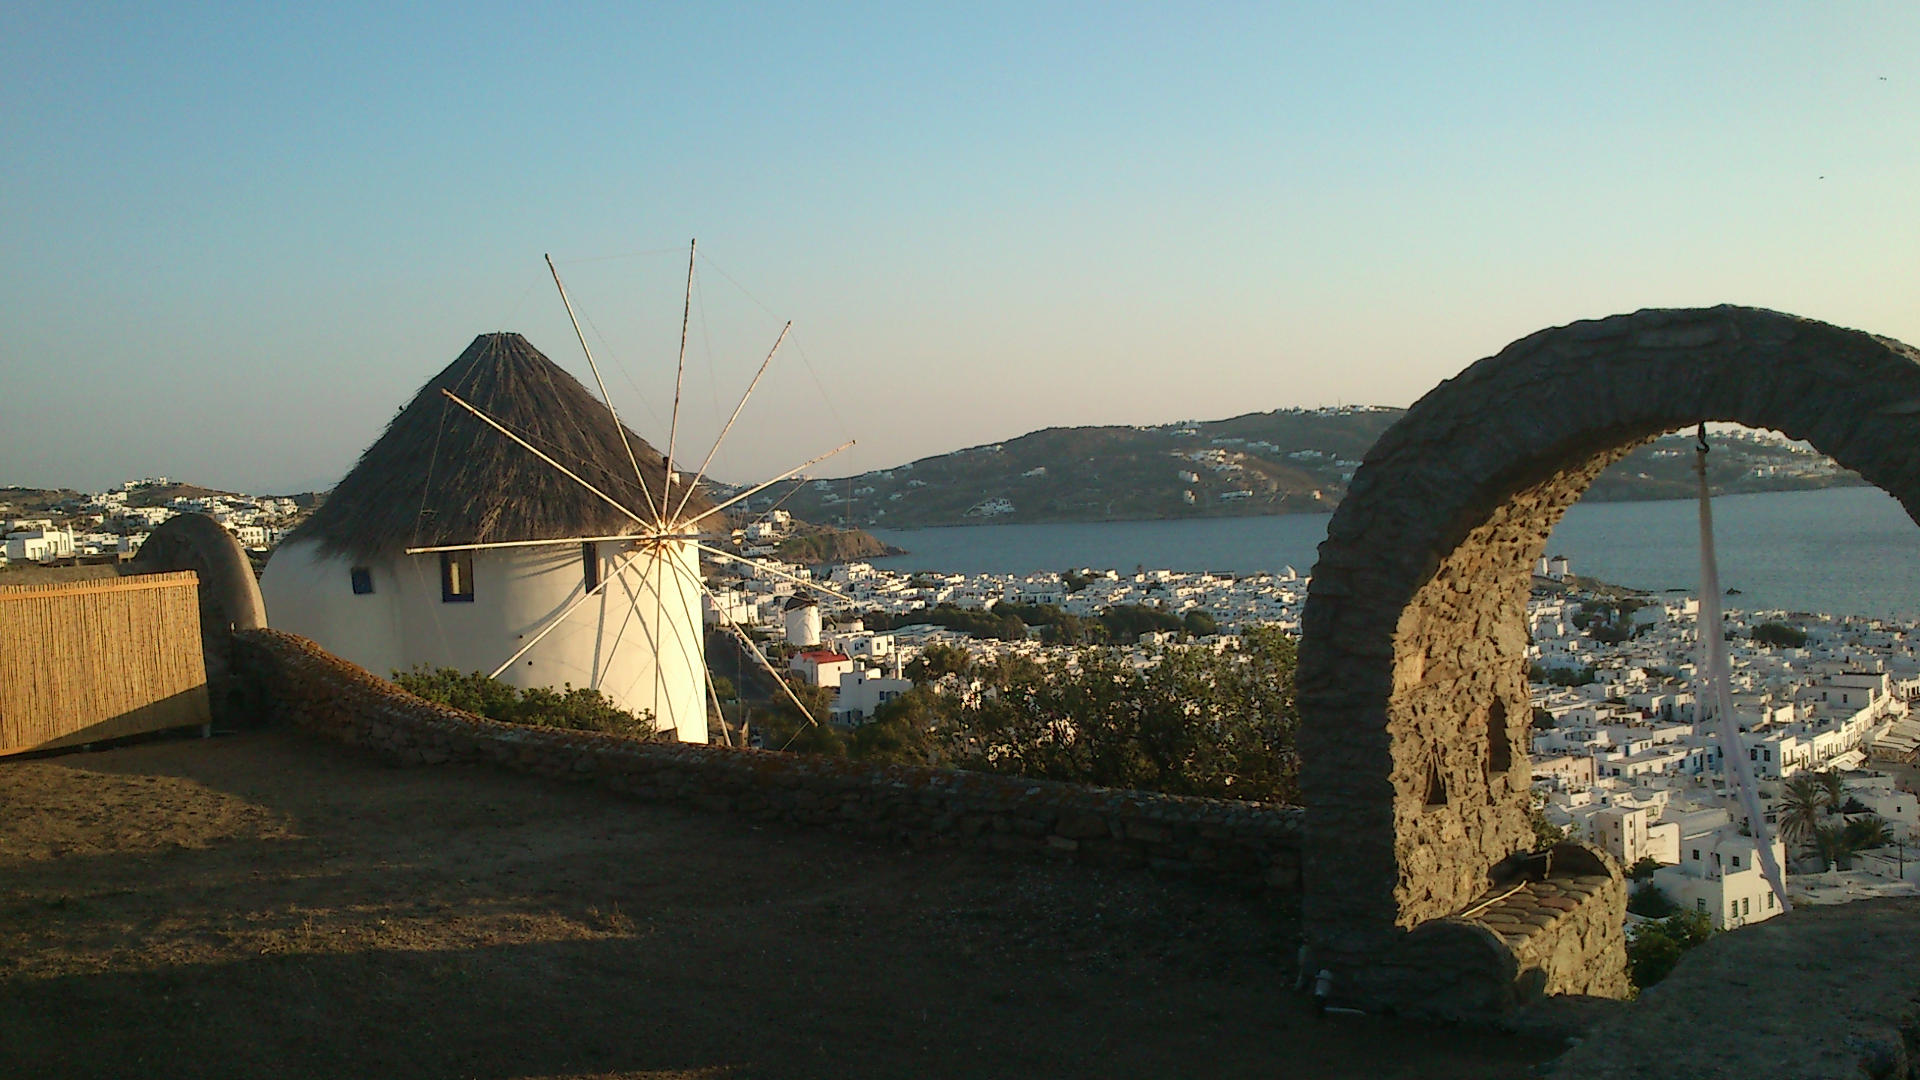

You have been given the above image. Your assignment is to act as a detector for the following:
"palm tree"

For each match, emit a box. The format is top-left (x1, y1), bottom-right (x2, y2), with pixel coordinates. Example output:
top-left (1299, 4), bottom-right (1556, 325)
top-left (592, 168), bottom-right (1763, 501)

top-left (1777, 774), bottom-right (1828, 848)
top-left (1812, 823), bottom-right (1851, 871)
top-left (1807, 814), bottom-right (1895, 872)
top-left (1843, 814), bottom-right (1895, 854)
top-left (1817, 770), bottom-right (1847, 812)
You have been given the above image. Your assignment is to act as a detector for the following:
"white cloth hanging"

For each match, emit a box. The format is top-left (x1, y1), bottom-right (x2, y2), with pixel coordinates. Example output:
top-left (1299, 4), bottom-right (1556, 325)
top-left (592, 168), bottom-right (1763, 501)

top-left (1694, 429), bottom-right (1792, 913)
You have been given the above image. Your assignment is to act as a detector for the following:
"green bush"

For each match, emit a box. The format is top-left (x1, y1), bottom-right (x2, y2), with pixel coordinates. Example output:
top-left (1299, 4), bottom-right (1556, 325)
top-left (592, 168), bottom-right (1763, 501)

top-left (1626, 882), bottom-right (1677, 917)
top-left (945, 626), bottom-right (1300, 803)
top-left (1627, 909), bottom-right (1713, 990)
top-left (392, 666), bottom-right (661, 739)
top-left (1751, 621), bottom-right (1809, 648)
top-left (774, 629), bottom-right (1303, 805)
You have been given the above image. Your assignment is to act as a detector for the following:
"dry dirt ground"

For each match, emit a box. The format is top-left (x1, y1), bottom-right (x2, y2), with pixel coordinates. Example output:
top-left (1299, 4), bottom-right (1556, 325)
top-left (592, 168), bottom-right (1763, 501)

top-left (0, 726), bottom-right (1563, 1079)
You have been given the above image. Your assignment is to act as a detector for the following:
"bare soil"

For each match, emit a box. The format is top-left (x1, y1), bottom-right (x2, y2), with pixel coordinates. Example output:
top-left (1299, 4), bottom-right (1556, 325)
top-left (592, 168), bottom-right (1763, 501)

top-left (0, 727), bottom-right (1561, 1079)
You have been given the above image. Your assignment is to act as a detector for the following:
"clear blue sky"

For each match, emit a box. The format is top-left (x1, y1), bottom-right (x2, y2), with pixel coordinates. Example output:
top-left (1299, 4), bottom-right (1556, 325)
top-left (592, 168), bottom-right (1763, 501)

top-left (4, 3), bottom-right (1915, 493)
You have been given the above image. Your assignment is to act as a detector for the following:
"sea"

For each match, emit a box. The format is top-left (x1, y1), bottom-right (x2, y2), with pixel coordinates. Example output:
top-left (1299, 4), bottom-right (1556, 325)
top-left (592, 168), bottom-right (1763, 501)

top-left (868, 486), bottom-right (1920, 622)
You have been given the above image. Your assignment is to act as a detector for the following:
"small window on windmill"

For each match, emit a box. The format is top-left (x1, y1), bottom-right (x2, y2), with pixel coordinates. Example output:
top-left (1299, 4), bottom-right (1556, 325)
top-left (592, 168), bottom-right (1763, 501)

top-left (582, 542), bottom-right (600, 592)
top-left (350, 567), bottom-right (374, 595)
top-left (441, 551), bottom-right (475, 603)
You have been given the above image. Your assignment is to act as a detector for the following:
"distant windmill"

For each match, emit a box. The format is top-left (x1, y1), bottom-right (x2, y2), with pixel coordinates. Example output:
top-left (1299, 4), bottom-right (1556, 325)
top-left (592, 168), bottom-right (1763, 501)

top-left (262, 242), bottom-right (854, 743)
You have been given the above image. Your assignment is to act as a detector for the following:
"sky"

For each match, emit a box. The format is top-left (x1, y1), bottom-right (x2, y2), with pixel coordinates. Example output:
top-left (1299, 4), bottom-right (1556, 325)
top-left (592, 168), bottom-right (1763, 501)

top-left (3, 3), bottom-right (1916, 494)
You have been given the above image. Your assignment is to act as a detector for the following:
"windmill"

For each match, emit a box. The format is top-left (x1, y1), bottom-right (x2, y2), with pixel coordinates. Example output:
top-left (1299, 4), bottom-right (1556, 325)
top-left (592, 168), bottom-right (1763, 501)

top-left (260, 243), bottom-right (857, 744)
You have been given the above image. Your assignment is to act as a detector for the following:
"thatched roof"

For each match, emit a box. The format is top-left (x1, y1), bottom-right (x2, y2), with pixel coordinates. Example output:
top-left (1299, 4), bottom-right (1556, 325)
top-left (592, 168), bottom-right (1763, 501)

top-left (291, 332), bottom-right (712, 560)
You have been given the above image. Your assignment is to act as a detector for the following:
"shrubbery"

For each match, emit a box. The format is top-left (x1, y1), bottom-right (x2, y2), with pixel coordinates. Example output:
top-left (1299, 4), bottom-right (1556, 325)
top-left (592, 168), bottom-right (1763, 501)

top-left (1751, 621), bottom-right (1809, 648)
top-left (1627, 909), bottom-right (1712, 990)
top-left (944, 626), bottom-right (1300, 802)
top-left (1626, 881), bottom-right (1677, 917)
top-left (391, 666), bottom-right (663, 739)
top-left (797, 628), bottom-right (1301, 803)
top-left (861, 601), bottom-right (1220, 647)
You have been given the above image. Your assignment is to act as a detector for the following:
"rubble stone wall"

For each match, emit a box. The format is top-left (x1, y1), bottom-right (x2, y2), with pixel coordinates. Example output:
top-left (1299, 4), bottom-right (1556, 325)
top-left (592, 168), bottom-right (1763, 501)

top-left (1300, 306), bottom-right (1920, 1011)
top-left (233, 628), bottom-right (1303, 894)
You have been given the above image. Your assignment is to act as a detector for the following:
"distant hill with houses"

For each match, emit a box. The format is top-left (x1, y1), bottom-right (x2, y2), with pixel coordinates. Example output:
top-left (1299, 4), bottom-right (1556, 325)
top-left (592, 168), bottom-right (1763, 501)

top-left (744, 409), bottom-right (1868, 530)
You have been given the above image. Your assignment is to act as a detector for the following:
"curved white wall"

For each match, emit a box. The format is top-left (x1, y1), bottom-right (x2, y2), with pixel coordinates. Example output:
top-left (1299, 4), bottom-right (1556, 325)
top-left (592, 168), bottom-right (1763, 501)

top-left (261, 538), bottom-right (707, 743)
top-left (259, 539), bottom-right (403, 675)
top-left (784, 604), bottom-right (822, 647)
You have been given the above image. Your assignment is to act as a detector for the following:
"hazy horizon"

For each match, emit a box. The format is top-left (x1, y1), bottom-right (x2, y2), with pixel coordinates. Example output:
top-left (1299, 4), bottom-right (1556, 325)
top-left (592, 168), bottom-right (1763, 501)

top-left (6, 5), bottom-right (1916, 494)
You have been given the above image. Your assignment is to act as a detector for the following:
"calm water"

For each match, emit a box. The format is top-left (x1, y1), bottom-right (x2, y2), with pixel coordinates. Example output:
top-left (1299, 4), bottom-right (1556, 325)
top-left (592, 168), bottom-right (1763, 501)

top-left (869, 486), bottom-right (1920, 620)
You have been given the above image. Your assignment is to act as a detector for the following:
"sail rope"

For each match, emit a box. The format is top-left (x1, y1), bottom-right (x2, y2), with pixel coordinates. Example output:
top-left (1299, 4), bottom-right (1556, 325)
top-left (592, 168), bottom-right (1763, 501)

top-left (1694, 424), bottom-right (1792, 913)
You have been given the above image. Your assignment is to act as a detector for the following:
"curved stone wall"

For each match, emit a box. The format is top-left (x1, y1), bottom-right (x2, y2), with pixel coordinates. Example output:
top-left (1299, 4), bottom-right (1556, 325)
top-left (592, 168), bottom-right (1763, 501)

top-left (1299, 305), bottom-right (1920, 1009)
top-left (234, 628), bottom-right (1304, 893)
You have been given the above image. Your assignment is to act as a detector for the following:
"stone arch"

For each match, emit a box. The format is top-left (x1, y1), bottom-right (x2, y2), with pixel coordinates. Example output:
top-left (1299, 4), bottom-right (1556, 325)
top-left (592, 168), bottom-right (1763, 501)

top-left (1298, 305), bottom-right (1920, 1014)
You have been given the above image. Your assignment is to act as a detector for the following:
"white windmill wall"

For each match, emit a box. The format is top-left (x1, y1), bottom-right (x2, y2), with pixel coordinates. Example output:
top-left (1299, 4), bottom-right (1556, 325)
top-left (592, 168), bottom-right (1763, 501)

top-left (785, 603), bottom-right (822, 647)
top-left (259, 538), bottom-right (404, 675)
top-left (261, 538), bottom-right (708, 744)
top-left (593, 538), bottom-right (707, 743)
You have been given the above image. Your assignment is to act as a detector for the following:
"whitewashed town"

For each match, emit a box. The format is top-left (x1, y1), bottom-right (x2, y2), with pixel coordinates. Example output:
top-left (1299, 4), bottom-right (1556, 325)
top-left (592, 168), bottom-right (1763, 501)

top-left (720, 535), bottom-right (1920, 931)
top-left (12, 479), bottom-right (1920, 934)
top-left (0, 478), bottom-right (300, 563)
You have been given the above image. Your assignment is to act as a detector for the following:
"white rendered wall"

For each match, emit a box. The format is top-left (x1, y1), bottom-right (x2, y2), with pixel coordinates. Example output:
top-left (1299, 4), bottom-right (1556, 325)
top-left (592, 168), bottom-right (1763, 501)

top-left (259, 539), bottom-right (405, 675)
top-left (262, 537), bottom-right (707, 744)
top-left (785, 604), bottom-right (822, 647)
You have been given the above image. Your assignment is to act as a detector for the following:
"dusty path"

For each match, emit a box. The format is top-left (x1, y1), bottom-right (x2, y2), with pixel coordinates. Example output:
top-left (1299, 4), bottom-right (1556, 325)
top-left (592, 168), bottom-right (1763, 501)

top-left (0, 727), bottom-right (1560, 1079)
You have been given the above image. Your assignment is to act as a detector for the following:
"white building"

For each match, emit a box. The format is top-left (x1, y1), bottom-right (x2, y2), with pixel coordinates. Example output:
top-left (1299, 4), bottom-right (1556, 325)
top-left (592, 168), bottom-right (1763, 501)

top-left (1650, 819), bottom-right (1788, 930)
top-left (705, 589), bottom-right (759, 627)
top-left (789, 649), bottom-right (854, 689)
top-left (3, 526), bottom-right (75, 562)
top-left (1591, 804), bottom-right (1681, 868)
top-left (831, 667), bottom-right (913, 725)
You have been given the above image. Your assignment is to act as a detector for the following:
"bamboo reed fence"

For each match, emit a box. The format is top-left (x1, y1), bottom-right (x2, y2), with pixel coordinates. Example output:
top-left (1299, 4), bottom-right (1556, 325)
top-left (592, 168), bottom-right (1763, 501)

top-left (0, 570), bottom-right (211, 756)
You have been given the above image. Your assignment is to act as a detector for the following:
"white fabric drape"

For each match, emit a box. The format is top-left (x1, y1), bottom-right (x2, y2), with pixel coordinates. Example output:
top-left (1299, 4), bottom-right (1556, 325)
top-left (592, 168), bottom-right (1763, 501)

top-left (1695, 435), bottom-right (1792, 913)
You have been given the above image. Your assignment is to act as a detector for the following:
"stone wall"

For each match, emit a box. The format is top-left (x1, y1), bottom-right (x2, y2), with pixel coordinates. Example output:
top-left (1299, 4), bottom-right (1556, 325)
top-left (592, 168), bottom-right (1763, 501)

top-left (233, 627), bottom-right (1303, 894)
top-left (1299, 305), bottom-right (1920, 1014)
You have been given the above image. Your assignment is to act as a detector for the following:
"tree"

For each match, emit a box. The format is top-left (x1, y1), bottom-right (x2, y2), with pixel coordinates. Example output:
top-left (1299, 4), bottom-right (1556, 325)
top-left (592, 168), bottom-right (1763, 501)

top-left (758, 677), bottom-right (843, 756)
top-left (847, 686), bottom-right (953, 766)
top-left (1751, 621), bottom-right (1809, 648)
top-left (1589, 622), bottom-right (1631, 646)
top-left (1627, 855), bottom-right (1663, 881)
top-left (1777, 775), bottom-right (1828, 848)
top-left (1039, 612), bottom-right (1105, 646)
top-left (1627, 909), bottom-right (1713, 990)
top-left (1097, 603), bottom-right (1185, 642)
top-left (906, 642), bottom-right (973, 683)
top-left (1529, 806), bottom-right (1566, 849)
top-left (1627, 881), bottom-right (1677, 917)
top-left (1182, 609), bottom-right (1220, 637)
top-left (1812, 822), bottom-right (1852, 871)
top-left (1831, 815), bottom-right (1898, 869)
top-left (1531, 664), bottom-right (1596, 687)
top-left (1816, 770), bottom-right (1847, 813)
top-left (979, 652), bottom-right (1044, 689)
top-left (949, 628), bottom-right (1300, 803)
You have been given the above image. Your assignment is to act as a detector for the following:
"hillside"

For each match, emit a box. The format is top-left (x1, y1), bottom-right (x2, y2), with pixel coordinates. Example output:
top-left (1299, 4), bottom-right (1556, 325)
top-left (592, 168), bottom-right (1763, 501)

top-left (751, 412), bottom-right (1866, 530)
top-left (757, 407), bottom-right (1403, 529)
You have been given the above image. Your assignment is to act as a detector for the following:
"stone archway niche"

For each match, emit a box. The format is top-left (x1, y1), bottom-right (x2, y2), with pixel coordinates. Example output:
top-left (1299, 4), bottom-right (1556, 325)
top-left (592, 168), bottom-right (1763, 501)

top-left (1298, 305), bottom-right (1920, 1017)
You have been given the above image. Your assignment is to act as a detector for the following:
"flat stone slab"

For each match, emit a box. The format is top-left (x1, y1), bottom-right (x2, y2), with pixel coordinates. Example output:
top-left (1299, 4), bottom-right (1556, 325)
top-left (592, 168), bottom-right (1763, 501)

top-left (1549, 897), bottom-right (1920, 1079)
